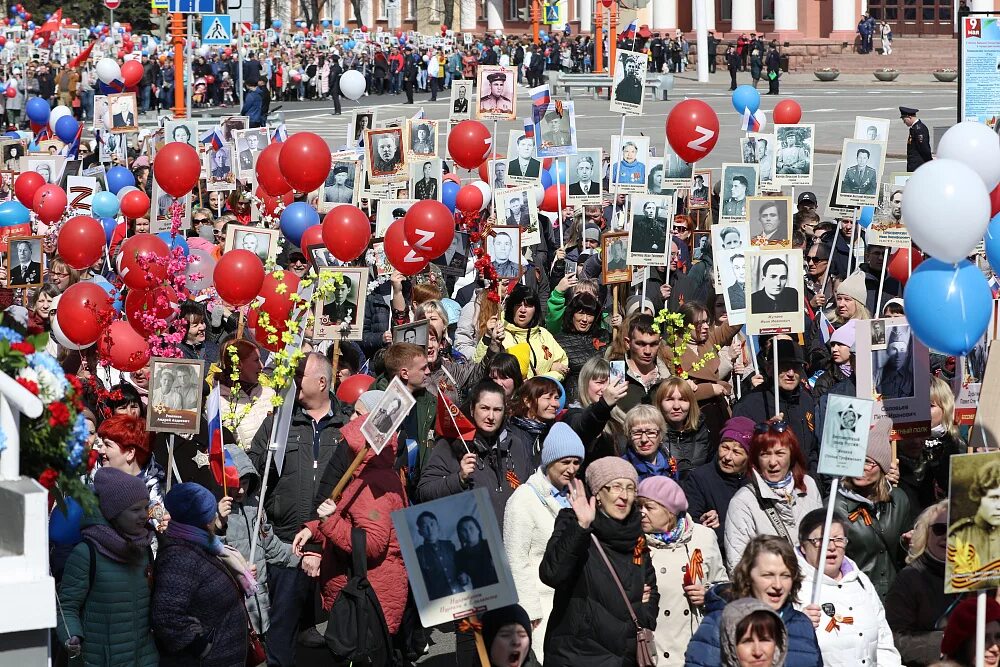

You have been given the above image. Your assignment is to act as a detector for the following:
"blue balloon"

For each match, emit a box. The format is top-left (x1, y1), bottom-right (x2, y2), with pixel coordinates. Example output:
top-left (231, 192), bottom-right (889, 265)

top-left (858, 205), bottom-right (875, 229)
top-left (0, 199), bottom-right (29, 227)
top-left (252, 22), bottom-right (259, 30)
top-left (731, 85), bottom-right (760, 116)
top-left (540, 168), bottom-right (553, 189)
top-left (547, 161), bottom-right (569, 185)
top-left (272, 19), bottom-right (282, 28)
top-left (280, 202), bottom-right (319, 246)
top-left (442, 180), bottom-right (460, 213)
top-left (91, 191), bottom-right (120, 218)
top-left (4, 131), bottom-right (18, 139)
top-left (985, 213), bottom-right (1000, 275)
top-left (54, 115), bottom-right (79, 143)
top-left (92, 275), bottom-right (123, 312)
top-left (49, 497), bottom-right (83, 545)
top-left (100, 216), bottom-right (118, 244)
top-left (334, 18), bottom-right (341, 26)
top-left (106, 166), bottom-right (135, 195)
top-left (322, 19), bottom-right (330, 27)
top-left (25, 96), bottom-right (49, 124)
top-left (904, 258), bottom-right (992, 356)
top-left (157, 232), bottom-right (189, 256)
top-left (539, 29), bottom-right (547, 38)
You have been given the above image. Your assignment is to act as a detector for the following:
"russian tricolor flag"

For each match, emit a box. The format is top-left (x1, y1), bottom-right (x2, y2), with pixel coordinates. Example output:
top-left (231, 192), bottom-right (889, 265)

top-left (523, 118), bottom-right (535, 138)
top-left (619, 19), bottom-right (638, 42)
top-left (200, 127), bottom-right (225, 150)
top-left (206, 384), bottom-right (239, 492)
top-left (529, 84), bottom-right (551, 124)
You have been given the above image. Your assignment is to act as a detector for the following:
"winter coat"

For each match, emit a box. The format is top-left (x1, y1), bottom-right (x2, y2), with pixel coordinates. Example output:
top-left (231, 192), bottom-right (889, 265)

top-left (221, 446), bottom-right (296, 634)
top-left (562, 399), bottom-right (619, 464)
top-left (681, 456), bottom-right (746, 554)
top-left (554, 327), bottom-right (611, 402)
top-left (833, 485), bottom-right (911, 600)
top-left (794, 552), bottom-right (901, 667)
top-left (896, 430), bottom-right (964, 511)
top-left (474, 320), bottom-right (568, 381)
top-left (304, 417), bottom-right (409, 633)
top-left (719, 598), bottom-right (787, 667)
top-left (361, 283), bottom-right (393, 357)
top-left (540, 507), bottom-right (660, 667)
top-left (884, 554), bottom-right (958, 667)
top-left (152, 538), bottom-right (249, 667)
top-left (663, 416), bottom-right (713, 476)
top-left (417, 426), bottom-right (534, 526)
top-left (56, 521), bottom-right (158, 667)
top-left (724, 470), bottom-right (824, 569)
top-left (647, 516), bottom-right (728, 665)
top-left (502, 469), bottom-right (568, 664)
top-left (733, 384), bottom-right (819, 473)
top-left (685, 584), bottom-right (823, 667)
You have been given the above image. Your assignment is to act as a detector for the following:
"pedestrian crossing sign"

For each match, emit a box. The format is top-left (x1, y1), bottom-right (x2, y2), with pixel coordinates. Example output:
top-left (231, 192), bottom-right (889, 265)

top-left (201, 14), bottom-right (232, 45)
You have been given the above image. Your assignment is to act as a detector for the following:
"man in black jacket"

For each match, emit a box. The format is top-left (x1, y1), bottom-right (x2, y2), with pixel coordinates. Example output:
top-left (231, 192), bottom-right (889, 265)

top-left (329, 55), bottom-right (343, 114)
top-left (248, 352), bottom-right (348, 666)
top-left (403, 49), bottom-right (418, 104)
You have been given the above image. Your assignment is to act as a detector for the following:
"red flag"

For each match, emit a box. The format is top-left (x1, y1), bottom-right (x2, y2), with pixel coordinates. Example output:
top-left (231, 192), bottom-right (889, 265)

top-left (70, 39), bottom-right (97, 69)
top-left (36, 9), bottom-right (61, 34)
top-left (435, 391), bottom-right (476, 442)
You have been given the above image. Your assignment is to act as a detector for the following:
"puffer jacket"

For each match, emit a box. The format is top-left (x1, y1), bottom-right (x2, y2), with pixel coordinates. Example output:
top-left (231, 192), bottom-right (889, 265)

top-left (304, 416), bottom-right (409, 633)
top-left (473, 320), bottom-right (568, 381)
top-left (221, 446), bottom-right (296, 634)
top-left (502, 469), bottom-right (567, 664)
top-left (685, 584), bottom-right (823, 667)
top-left (884, 554), bottom-right (959, 667)
top-left (794, 551), bottom-right (901, 667)
top-left (540, 507), bottom-right (660, 667)
top-left (647, 515), bottom-right (728, 666)
top-left (719, 598), bottom-right (787, 667)
top-left (724, 471), bottom-right (824, 569)
top-left (663, 415), bottom-right (713, 476)
top-left (681, 456), bottom-right (746, 554)
top-left (56, 519), bottom-right (158, 666)
top-left (833, 485), bottom-right (911, 599)
top-left (554, 327), bottom-right (611, 402)
top-left (417, 425), bottom-right (535, 526)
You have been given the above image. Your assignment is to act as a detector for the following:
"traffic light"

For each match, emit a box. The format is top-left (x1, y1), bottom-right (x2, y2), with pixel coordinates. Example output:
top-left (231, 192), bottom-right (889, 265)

top-left (517, 4), bottom-right (530, 21)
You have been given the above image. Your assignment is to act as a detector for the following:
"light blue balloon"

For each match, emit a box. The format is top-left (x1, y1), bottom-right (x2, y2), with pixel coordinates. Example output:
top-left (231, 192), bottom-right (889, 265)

top-left (858, 205), bottom-right (875, 229)
top-left (547, 160), bottom-right (569, 185)
top-left (731, 85), bottom-right (760, 116)
top-left (985, 213), bottom-right (1000, 275)
top-left (272, 19), bottom-right (282, 29)
top-left (92, 275), bottom-right (123, 312)
top-left (0, 199), bottom-right (29, 227)
top-left (157, 232), bottom-right (190, 256)
top-left (904, 258), bottom-right (992, 356)
top-left (442, 180), bottom-right (459, 213)
top-left (92, 191), bottom-right (120, 219)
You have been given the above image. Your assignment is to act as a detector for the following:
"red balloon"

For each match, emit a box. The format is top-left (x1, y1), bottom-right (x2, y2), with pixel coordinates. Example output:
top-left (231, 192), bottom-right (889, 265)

top-left (456, 184), bottom-right (484, 214)
top-left (56, 282), bottom-right (113, 345)
top-left (4, 87), bottom-right (13, 99)
top-left (383, 220), bottom-right (429, 276)
top-left (299, 225), bottom-right (324, 258)
top-left (154, 142), bottom-right (201, 198)
top-left (540, 184), bottom-right (568, 212)
top-left (666, 99), bottom-right (720, 164)
top-left (773, 99), bottom-right (802, 125)
top-left (322, 205), bottom-right (372, 262)
top-left (336, 374), bottom-right (376, 404)
top-left (119, 234), bottom-right (170, 290)
top-left (443, 173), bottom-right (461, 184)
top-left (478, 154), bottom-right (504, 182)
top-left (57, 216), bottom-right (105, 269)
top-left (120, 189), bottom-right (151, 219)
top-left (448, 120), bottom-right (493, 170)
top-left (277, 132), bottom-right (331, 193)
top-left (255, 142), bottom-right (291, 196)
top-left (32, 184), bottom-right (68, 224)
top-left (206, 74), bottom-right (216, 84)
top-left (124, 285), bottom-right (179, 337)
top-left (99, 320), bottom-right (151, 372)
top-left (403, 200), bottom-right (455, 260)
top-left (888, 247), bottom-right (924, 286)
top-left (15, 171), bottom-right (45, 208)
top-left (120, 59), bottom-right (144, 88)
top-left (255, 185), bottom-right (294, 216)
top-left (214, 249), bottom-right (265, 307)
top-left (991, 184), bottom-right (1000, 218)
top-left (361, 25), bottom-right (368, 32)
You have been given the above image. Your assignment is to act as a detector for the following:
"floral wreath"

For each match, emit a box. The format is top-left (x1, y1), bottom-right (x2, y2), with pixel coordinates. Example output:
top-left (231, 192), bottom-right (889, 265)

top-left (651, 308), bottom-right (720, 380)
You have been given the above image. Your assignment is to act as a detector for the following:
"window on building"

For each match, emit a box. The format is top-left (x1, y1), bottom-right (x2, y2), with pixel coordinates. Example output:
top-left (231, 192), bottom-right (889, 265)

top-left (720, 0), bottom-right (732, 21)
top-left (510, 0), bottom-right (528, 21)
top-left (760, 0), bottom-right (773, 21)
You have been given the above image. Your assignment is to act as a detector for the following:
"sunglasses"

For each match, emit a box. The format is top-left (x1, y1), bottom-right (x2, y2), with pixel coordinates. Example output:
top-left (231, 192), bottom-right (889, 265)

top-left (673, 225), bottom-right (689, 232)
top-left (755, 420), bottom-right (788, 434)
top-left (805, 256), bottom-right (827, 264)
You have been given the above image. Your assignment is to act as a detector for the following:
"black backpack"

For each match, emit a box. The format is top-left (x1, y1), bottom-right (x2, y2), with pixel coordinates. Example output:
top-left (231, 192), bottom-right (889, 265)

top-left (324, 527), bottom-right (399, 667)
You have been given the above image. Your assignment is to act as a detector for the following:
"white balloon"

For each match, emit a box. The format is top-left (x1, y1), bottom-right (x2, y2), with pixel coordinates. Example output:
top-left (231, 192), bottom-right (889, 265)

top-left (96, 57), bottom-right (121, 84)
top-left (51, 312), bottom-right (94, 351)
top-left (902, 158), bottom-right (991, 264)
top-left (198, 45), bottom-right (211, 57)
top-left (936, 121), bottom-right (1000, 191)
top-left (339, 69), bottom-right (366, 101)
top-left (48, 105), bottom-right (72, 130)
top-left (472, 180), bottom-right (492, 211)
top-left (528, 181), bottom-right (544, 206)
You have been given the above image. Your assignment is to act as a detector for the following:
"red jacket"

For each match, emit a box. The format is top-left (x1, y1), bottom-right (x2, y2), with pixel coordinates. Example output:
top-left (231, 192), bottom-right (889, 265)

top-left (306, 416), bottom-right (409, 633)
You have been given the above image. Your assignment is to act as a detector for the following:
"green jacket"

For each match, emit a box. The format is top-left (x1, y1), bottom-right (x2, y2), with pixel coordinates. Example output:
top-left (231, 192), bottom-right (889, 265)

top-left (545, 287), bottom-right (567, 334)
top-left (56, 519), bottom-right (158, 666)
top-left (373, 376), bottom-right (437, 474)
top-left (834, 486), bottom-right (912, 600)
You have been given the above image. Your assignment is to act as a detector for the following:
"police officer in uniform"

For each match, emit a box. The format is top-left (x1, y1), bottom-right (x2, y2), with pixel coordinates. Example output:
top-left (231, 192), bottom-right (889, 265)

top-left (479, 72), bottom-right (513, 115)
top-left (900, 106), bottom-right (932, 172)
top-left (950, 458), bottom-right (1000, 569)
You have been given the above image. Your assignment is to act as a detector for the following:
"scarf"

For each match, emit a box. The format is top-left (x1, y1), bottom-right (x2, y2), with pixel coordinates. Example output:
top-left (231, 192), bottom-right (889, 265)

top-left (166, 520), bottom-right (224, 554)
top-left (652, 514), bottom-right (687, 545)
top-left (166, 522), bottom-right (258, 597)
top-left (763, 471), bottom-right (795, 503)
top-left (838, 362), bottom-right (853, 378)
top-left (82, 523), bottom-right (153, 564)
top-left (625, 447), bottom-right (676, 480)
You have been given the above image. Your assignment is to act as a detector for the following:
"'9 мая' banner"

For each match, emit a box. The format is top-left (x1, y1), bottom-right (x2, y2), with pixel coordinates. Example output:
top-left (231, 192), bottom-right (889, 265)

top-left (961, 16), bottom-right (1000, 128)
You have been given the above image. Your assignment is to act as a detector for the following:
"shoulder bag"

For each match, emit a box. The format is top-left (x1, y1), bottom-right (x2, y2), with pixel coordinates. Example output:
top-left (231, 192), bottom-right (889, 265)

top-left (590, 535), bottom-right (657, 667)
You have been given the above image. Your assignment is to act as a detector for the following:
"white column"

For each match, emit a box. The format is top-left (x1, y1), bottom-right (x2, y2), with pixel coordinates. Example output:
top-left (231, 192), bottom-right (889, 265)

top-left (578, 0), bottom-right (591, 33)
top-left (832, 0), bottom-right (854, 31)
top-left (487, 0), bottom-right (503, 30)
top-left (971, 0), bottom-right (992, 10)
top-left (559, 0), bottom-right (569, 30)
top-left (774, 0), bottom-right (797, 30)
top-left (703, 0), bottom-right (715, 30)
top-left (653, 0), bottom-right (675, 30)
top-left (361, 0), bottom-right (374, 26)
top-left (461, 0), bottom-right (477, 29)
top-left (731, 0), bottom-right (755, 31)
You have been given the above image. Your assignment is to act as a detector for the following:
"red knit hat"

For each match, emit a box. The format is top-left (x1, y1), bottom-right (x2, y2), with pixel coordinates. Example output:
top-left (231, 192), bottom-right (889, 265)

top-left (941, 596), bottom-right (1000, 658)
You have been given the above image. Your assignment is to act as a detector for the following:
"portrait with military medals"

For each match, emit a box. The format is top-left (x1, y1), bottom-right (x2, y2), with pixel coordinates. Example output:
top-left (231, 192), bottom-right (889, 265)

top-left (477, 66), bottom-right (516, 121)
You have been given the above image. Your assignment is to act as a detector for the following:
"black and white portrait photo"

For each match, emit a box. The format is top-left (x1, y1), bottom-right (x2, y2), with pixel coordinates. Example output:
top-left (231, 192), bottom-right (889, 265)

top-left (945, 451), bottom-right (1000, 594)
top-left (610, 135), bottom-right (650, 194)
top-left (855, 318), bottom-right (931, 439)
top-left (233, 128), bottom-right (270, 179)
top-left (873, 324), bottom-right (915, 400)
top-left (6, 235), bottom-right (43, 287)
top-left (306, 242), bottom-right (341, 269)
top-left (449, 81), bottom-right (472, 121)
top-left (661, 143), bottom-right (694, 190)
top-left (224, 224), bottom-right (278, 263)
top-left (97, 130), bottom-right (128, 165)
top-left (627, 194), bottom-right (671, 265)
top-left (690, 170), bottom-right (712, 209)
top-left (148, 357), bottom-right (204, 434)
top-left (505, 130), bottom-right (541, 185)
top-left (409, 159), bottom-right (442, 202)
top-left (393, 319), bottom-right (430, 346)
top-left (602, 231), bottom-right (632, 284)
top-left (610, 49), bottom-right (646, 115)
top-left (747, 197), bottom-right (792, 247)
top-left (712, 222), bottom-right (750, 325)
top-left (407, 119), bottom-right (438, 158)
top-left (773, 124), bottom-right (815, 187)
top-left (367, 128), bottom-right (406, 181)
top-left (746, 248), bottom-right (805, 336)
top-left (486, 225), bottom-right (523, 279)
top-left (476, 66), bottom-right (516, 121)
top-left (375, 199), bottom-right (417, 238)
top-left (352, 110), bottom-right (375, 147)
top-left (490, 159), bottom-right (508, 191)
top-left (836, 138), bottom-right (886, 207)
top-left (854, 116), bottom-right (890, 143)
top-left (361, 375), bottom-right (417, 454)
top-left (314, 266), bottom-right (368, 341)
top-left (220, 116), bottom-right (249, 143)
top-left (205, 143), bottom-right (236, 191)
top-left (431, 231), bottom-right (469, 277)
top-left (496, 187), bottom-right (540, 246)
top-left (750, 254), bottom-right (799, 314)
top-left (108, 93), bottom-right (138, 134)
top-left (26, 156), bottom-right (64, 186)
top-left (534, 101), bottom-right (577, 158)
top-left (322, 160), bottom-right (360, 208)
top-left (151, 182), bottom-right (192, 234)
top-left (1, 140), bottom-right (24, 170)
top-left (741, 133), bottom-right (776, 188)
top-left (567, 149), bottom-right (602, 205)
top-left (871, 319), bottom-right (887, 349)
top-left (719, 163), bottom-right (759, 222)
top-left (165, 120), bottom-right (198, 149)
top-left (391, 488), bottom-right (516, 628)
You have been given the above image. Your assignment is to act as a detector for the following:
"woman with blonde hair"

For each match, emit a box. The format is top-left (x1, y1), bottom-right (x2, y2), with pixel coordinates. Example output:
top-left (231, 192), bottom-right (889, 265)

top-left (455, 287), bottom-right (500, 359)
top-left (567, 356), bottom-right (627, 463)
top-left (896, 377), bottom-right (965, 510)
top-left (654, 377), bottom-right (712, 476)
top-left (621, 404), bottom-right (673, 480)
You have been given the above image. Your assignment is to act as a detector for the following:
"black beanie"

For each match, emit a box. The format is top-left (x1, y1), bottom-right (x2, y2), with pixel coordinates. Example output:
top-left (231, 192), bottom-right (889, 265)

top-left (481, 604), bottom-right (532, 654)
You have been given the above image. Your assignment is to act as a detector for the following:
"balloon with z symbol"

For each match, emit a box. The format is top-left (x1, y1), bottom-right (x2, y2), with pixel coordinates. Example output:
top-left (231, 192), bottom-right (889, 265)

top-left (666, 99), bottom-right (720, 164)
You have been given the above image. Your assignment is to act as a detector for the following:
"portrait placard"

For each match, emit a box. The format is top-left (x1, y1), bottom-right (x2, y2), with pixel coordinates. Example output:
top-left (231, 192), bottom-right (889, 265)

top-left (713, 223), bottom-right (750, 325)
top-left (148, 357), bottom-right (204, 434)
top-left (719, 163), bottom-right (759, 223)
top-left (375, 199), bottom-right (418, 238)
top-left (409, 158), bottom-right (443, 202)
top-left (741, 133), bottom-right (776, 191)
top-left (393, 319), bottom-right (430, 346)
top-left (430, 231), bottom-right (469, 277)
top-left (824, 160), bottom-right (855, 219)
top-left (314, 267), bottom-right (368, 341)
top-left (660, 141), bottom-right (694, 190)
top-left (495, 186), bottom-right (540, 247)
top-left (366, 128), bottom-right (407, 183)
top-left (946, 451), bottom-right (1000, 593)
top-left (853, 116), bottom-right (890, 143)
top-left (476, 66), bottom-right (516, 121)
top-left (834, 138), bottom-right (887, 208)
top-left (449, 80), bottom-right (473, 121)
top-left (747, 197), bottom-right (792, 248)
top-left (506, 129), bottom-right (541, 186)
top-left (817, 395), bottom-right (875, 478)
top-left (609, 135), bottom-right (650, 194)
top-left (602, 231), bottom-right (632, 284)
top-left (627, 194), bottom-right (672, 266)
top-left (969, 341), bottom-right (1000, 450)
top-left (406, 118), bottom-right (439, 158)
top-left (954, 335), bottom-right (990, 427)
top-left (689, 169), bottom-right (712, 209)
top-left (610, 49), bottom-right (647, 116)
top-left (350, 109), bottom-right (376, 147)
top-left (205, 143), bottom-right (236, 191)
top-left (361, 376), bottom-right (417, 454)
top-left (566, 149), bottom-right (602, 205)
top-left (773, 124), bottom-right (815, 187)
top-left (5, 235), bottom-right (44, 287)
top-left (224, 224), bottom-right (279, 264)
top-left (321, 159), bottom-right (362, 211)
top-left (107, 92), bottom-right (139, 134)
top-left (534, 101), bottom-right (577, 158)
top-left (486, 225), bottom-right (523, 280)
top-left (868, 173), bottom-right (911, 248)
top-left (232, 128), bottom-right (270, 180)
top-left (745, 248), bottom-right (804, 335)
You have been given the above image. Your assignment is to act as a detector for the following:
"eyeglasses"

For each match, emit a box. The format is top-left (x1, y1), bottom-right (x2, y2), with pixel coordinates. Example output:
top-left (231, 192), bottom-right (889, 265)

top-left (630, 429), bottom-right (661, 440)
top-left (931, 522), bottom-right (948, 537)
top-left (602, 483), bottom-right (637, 496)
top-left (754, 420), bottom-right (788, 434)
top-left (672, 225), bottom-right (689, 232)
top-left (804, 536), bottom-right (849, 549)
top-left (805, 256), bottom-right (827, 264)
top-left (863, 459), bottom-right (879, 470)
